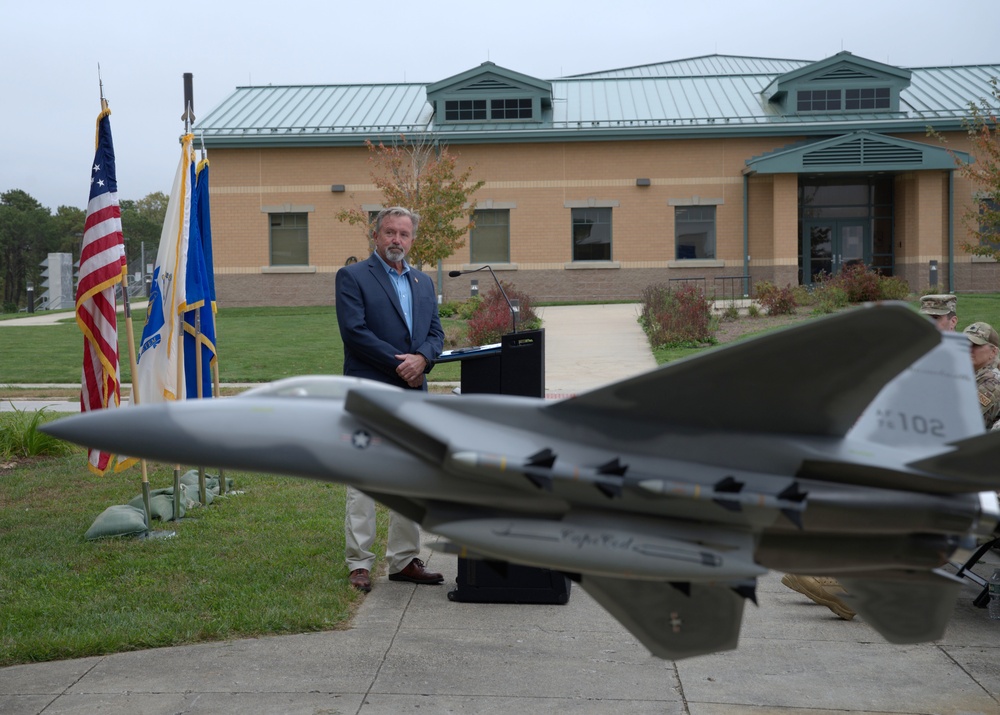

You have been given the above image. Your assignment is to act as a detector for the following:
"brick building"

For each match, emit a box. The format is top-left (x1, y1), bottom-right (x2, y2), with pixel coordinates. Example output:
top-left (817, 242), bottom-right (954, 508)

top-left (195, 52), bottom-right (1000, 307)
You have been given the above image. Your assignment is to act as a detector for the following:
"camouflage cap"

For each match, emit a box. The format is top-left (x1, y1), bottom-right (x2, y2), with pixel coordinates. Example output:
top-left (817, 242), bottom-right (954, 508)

top-left (919, 294), bottom-right (957, 316)
top-left (964, 321), bottom-right (1000, 348)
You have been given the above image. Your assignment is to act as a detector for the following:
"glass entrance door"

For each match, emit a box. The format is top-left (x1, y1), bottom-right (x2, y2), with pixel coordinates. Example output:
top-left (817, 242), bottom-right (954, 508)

top-left (802, 220), bottom-right (868, 283)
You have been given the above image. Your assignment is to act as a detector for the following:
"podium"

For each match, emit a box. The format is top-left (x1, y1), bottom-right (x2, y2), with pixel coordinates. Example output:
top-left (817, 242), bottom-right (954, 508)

top-left (437, 329), bottom-right (571, 604)
top-left (437, 328), bottom-right (545, 397)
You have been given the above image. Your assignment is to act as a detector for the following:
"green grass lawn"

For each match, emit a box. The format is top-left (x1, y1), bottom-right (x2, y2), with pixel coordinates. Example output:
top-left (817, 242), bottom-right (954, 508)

top-left (0, 455), bottom-right (379, 666)
top-left (0, 306), bottom-right (462, 384)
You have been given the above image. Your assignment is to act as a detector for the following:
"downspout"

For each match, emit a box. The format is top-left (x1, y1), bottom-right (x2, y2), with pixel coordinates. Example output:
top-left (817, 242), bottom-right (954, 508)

top-left (743, 173), bottom-right (750, 296)
top-left (948, 170), bottom-right (955, 291)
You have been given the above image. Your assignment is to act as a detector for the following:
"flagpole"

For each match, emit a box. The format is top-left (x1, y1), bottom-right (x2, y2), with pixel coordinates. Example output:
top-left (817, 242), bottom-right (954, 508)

top-left (119, 253), bottom-right (153, 527)
top-left (195, 310), bottom-right (208, 505)
top-left (200, 135), bottom-right (226, 493)
top-left (173, 308), bottom-right (184, 521)
top-left (179, 74), bottom-right (211, 507)
top-left (105, 80), bottom-right (152, 525)
top-left (171, 77), bottom-right (195, 522)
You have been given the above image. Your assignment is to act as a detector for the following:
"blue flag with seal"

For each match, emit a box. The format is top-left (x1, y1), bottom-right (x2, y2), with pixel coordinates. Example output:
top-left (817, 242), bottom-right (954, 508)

top-left (183, 157), bottom-right (217, 399)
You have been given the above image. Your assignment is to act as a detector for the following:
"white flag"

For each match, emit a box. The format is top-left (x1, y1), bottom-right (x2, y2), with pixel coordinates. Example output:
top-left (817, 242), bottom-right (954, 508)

top-left (135, 133), bottom-right (194, 404)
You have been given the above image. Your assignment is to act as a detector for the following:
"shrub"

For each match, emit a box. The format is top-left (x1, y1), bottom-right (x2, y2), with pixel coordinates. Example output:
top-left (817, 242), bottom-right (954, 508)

top-left (812, 284), bottom-right (849, 314)
top-left (721, 304), bottom-right (740, 321)
top-left (0, 407), bottom-right (75, 458)
top-left (438, 301), bottom-right (461, 318)
top-left (456, 296), bottom-right (482, 320)
top-left (442, 323), bottom-right (466, 349)
top-left (879, 275), bottom-right (910, 301)
top-left (754, 281), bottom-right (798, 315)
top-left (812, 265), bottom-right (911, 305)
top-left (837, 263), bottom-right (882, 302)
top-left (465, 281), bottom-right (539, 346)
top-left (639, 283), bottom-right (715, 348)
top-left (747, 303), bottom-right (761, 318)
top-left (791, 284), bottom-right (814, 306)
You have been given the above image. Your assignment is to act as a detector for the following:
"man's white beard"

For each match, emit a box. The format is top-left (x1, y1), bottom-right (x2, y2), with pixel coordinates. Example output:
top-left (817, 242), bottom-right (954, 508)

top-left (386, 247), bottom-right (405, 262)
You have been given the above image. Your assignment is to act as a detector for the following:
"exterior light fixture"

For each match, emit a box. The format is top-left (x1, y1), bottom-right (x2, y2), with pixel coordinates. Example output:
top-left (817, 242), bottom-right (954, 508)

top-left (636, 178), bottom-right (651, 187)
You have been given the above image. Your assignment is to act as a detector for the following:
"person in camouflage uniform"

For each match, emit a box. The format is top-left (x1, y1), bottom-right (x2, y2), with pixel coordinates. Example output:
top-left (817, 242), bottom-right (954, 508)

top-left (919, 294), bottom-right (958, 331)
top-left (964, 322), bottom-right (1000, 429)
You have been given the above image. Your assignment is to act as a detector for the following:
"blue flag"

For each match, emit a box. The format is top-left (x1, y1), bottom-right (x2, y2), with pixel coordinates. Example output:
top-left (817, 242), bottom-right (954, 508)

top-left (183, 158), bottom-right (217, 399)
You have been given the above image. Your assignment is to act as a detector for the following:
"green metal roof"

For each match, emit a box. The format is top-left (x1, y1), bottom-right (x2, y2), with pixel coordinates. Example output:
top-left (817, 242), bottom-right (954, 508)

top-left (195, 53), bottom-right (1000, 147)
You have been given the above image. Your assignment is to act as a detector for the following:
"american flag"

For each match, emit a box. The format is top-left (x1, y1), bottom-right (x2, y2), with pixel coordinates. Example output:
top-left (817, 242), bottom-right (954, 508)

top-left (74, 107), bottom-right (129, 475)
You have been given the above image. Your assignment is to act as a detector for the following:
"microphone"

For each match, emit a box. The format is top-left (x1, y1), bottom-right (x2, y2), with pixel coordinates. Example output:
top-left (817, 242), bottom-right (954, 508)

top-left (448, 266), bottom-right (517, 334)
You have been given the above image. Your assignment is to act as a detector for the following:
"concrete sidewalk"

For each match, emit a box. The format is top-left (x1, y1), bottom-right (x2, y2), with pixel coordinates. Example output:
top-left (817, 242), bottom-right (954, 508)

top-left (3, 304), bottom-right (1000, 714)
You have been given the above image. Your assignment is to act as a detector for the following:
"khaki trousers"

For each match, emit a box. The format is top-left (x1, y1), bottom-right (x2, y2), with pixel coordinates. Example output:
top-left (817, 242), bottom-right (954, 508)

top-left (344, 486), bottom-right (420, 573)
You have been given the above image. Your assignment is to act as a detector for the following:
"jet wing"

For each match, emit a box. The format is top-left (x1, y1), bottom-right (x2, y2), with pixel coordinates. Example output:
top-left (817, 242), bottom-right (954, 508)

top-left (579, 576), bottom-right (749, 660)
top-left (549, 303), bottom-right (939, 437)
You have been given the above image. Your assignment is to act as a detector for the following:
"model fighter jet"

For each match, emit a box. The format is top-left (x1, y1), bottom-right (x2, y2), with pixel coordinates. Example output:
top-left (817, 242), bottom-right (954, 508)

top-left (44, 303), bottom-right (1000, 660)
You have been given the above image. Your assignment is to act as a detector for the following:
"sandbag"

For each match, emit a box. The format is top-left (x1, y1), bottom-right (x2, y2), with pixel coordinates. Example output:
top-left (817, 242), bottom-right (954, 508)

top-left (85, 504), bottom-right (148, 540)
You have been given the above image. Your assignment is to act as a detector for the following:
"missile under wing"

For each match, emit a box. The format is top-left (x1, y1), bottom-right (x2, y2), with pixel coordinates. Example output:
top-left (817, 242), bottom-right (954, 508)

top-left (43, 303), bottom-right (1000, 660)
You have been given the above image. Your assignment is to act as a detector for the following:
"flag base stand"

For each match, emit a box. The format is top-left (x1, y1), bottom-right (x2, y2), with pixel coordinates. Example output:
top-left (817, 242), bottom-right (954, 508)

top-left (139, 530), bottom-right (177, 541)
top-left (141, 481), bottom-right (152, 529)
top-left (172, 467), bottom-right (182, 522)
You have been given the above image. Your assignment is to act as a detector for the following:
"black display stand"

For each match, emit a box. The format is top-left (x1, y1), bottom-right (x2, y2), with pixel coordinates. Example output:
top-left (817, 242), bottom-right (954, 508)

top-left (447, 560), bottom-right (571, 604)
top-left (437, 329), bottom-right (570, 604)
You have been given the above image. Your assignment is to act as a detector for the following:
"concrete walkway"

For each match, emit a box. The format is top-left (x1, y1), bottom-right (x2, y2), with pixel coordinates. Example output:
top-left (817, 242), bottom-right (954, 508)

top-left (539, 303), bottom-right (655, 395)
top-left (2, 305), bottom-right (1000, 714)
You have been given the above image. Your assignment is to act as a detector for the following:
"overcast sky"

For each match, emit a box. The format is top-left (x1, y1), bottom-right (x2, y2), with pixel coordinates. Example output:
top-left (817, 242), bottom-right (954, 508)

top-left (2, 0), bottom-right (996, 212)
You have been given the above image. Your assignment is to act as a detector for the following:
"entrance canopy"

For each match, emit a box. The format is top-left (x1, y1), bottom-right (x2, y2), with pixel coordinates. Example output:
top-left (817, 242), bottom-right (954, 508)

top-left (744, 131), bottom-right (970, 175)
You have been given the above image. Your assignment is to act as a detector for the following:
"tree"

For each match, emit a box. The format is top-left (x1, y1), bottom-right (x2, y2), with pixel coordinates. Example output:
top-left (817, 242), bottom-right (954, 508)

top-left (335, 136), bottom-right (485, 268)
top-left (50, 205), bottom-right (86, 256)
top-left (0, 190), bottom-right (56, 310)
top-left (933, 78), bottom-right (1000, 259)
top-left (120, 191), bottom-right (169, 270)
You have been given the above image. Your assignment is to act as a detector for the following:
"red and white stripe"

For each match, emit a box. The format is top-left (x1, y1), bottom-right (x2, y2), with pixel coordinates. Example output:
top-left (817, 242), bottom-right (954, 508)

top-left (75, 118), bottom-right (128, 475)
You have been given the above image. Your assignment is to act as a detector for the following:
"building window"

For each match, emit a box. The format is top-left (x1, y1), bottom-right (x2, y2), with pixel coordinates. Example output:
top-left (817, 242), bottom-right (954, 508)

top-left (675, 206), bottom-right (716, 260)
top-left (845, 87), bottom-right (890, 110)
top-left (572, 208), bottom-right (612, 261)
top-left (470, 209), bottom-right (510, 263)
top-left (445, 99), bottom-right (487, 121)
top-left (979, 198), bottom-right (1000, 249)
top-left (490, 98), bottom-right (532, 120)
top-left (796, 89), bottom-right (841, 112)
top-left (269, 213), bottom-right (308, 265)
top-left (444, 98), bottom-right (533, 122)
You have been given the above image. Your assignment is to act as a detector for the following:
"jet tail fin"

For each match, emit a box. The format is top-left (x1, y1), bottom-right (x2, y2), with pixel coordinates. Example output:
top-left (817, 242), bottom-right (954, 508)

top-left (848, 331), bottom-right (982, 448)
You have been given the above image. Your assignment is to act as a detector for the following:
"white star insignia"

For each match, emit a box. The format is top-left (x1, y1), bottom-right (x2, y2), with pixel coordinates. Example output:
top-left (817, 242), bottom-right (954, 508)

top-left (93, 164), bottom-right (100, 173)
top-left (96, 179), bottom-right (105, 187)
top-left (351, 430), bottom-right (372, 449)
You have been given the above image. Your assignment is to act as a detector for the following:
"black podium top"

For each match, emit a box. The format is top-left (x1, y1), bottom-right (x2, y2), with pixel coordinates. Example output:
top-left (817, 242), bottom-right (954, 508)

top-left (436, 343), bottom-right (501, 364)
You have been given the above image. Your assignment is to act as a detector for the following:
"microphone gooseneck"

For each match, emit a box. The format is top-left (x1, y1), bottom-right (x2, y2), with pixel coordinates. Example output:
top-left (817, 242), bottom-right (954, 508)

top-left (448, 265), bottom-right (517, 333)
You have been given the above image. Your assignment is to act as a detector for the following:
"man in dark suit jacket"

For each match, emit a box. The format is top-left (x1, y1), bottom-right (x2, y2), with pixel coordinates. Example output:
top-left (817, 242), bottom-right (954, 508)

top-left (335, 207), bottom-right (445, 592)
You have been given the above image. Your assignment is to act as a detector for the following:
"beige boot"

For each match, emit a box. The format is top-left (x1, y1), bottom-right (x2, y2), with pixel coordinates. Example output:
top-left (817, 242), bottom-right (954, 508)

top-left (781, 574), bottom-right (856, 620)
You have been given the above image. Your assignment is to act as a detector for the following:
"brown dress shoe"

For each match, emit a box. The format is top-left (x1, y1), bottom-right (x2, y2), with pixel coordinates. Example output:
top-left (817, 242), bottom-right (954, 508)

top-left (388, 558), bottom-right (444, 584)
top-left (349, 568), bottom-right (371, 592)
